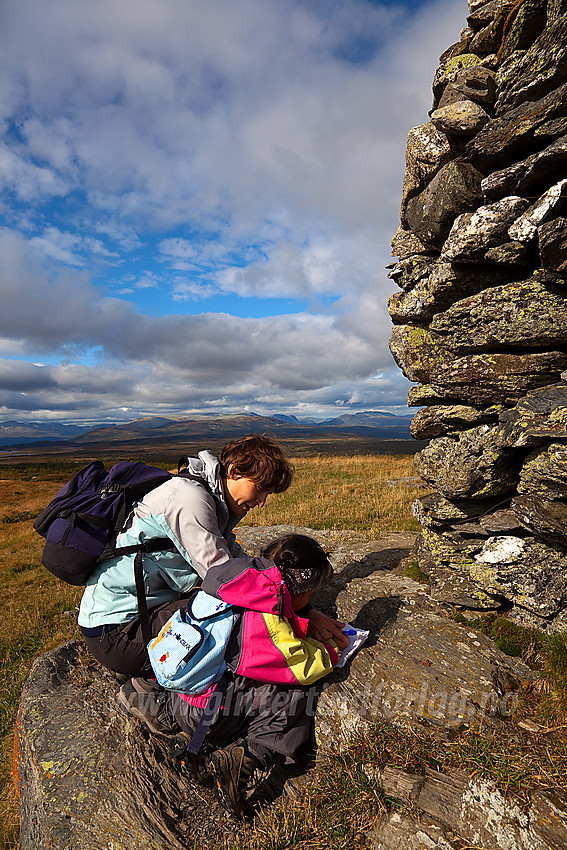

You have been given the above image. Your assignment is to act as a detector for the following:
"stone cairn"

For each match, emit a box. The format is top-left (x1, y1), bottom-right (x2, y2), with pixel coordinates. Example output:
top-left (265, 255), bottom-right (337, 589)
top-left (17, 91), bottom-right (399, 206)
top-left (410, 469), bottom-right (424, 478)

top-left (388, 0), bottom-right (567, 633)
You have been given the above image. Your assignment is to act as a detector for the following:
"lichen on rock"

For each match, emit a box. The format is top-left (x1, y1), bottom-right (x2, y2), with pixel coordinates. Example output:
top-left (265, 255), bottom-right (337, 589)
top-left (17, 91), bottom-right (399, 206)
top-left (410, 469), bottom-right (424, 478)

top-left (388, 0), bottom-right (567, 633)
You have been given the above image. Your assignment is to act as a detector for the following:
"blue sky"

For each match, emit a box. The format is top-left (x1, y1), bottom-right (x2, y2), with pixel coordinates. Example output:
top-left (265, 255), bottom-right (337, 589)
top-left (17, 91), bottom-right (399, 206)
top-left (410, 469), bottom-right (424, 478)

top-left (0, 0), bottom-right (467, 424)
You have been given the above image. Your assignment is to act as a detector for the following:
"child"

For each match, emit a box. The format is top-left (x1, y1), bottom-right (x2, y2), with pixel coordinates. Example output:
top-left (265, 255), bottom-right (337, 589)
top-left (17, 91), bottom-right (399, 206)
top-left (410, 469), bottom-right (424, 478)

top-left (119, 534), bottom-right (341, 818)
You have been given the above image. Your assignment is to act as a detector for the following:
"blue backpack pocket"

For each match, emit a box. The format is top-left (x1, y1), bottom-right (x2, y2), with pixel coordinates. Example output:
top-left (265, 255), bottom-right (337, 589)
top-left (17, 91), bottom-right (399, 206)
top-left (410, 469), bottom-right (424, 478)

top-left (148, 591), bottom-right (238, 694)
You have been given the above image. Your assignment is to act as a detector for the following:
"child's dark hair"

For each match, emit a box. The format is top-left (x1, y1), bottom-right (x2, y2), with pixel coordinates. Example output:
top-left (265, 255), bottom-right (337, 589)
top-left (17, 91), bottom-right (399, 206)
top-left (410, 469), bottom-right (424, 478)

top-left (262, 534), bottom-right (333, 601)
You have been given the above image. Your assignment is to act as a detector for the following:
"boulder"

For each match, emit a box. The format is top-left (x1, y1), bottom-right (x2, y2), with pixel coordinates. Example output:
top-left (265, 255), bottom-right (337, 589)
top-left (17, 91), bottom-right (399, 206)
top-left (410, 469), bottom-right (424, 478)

top-left (431, 54), bottom-right (483, 103)
top-left (388, 325), bottom-right (453, 384)
top-left (387, 255), bottom-right (434, 292)
top-left (429, 274), bottom-right (567, 352)
top-left (466, 0), bottom-right (501, 30)
top-left (436, 64), bottom-right (497, 111)
top-left (427, 350), bottom-right (567, 406)
top-left (400, 123), bottom-right (453, 227)
top-left (409, 403), bottom-right (502, 439)
top-left (390, 224), bottom-right (433, 260)
top-left (413, 424), bottom-right (519, 499)
top-left (498, 382), bottom-right (567, 447)
top-left (440, 196), bottom-right (529, 262)
top-left (518, 443), bottom-right (567, 499)
top-left (539, 217), bottom-right (567, 271)
top-left (467, 81), bottom-right (567, 172)
top-left (405, 160), bottom-right (484, 249)
top-left (430, 100), bottom-right (489, 137)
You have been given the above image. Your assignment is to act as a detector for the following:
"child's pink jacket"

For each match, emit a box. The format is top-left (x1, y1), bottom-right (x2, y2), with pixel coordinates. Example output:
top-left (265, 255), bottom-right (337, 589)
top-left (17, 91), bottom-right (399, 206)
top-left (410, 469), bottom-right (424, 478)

top-left (179, 556), bottom-right (339, 707)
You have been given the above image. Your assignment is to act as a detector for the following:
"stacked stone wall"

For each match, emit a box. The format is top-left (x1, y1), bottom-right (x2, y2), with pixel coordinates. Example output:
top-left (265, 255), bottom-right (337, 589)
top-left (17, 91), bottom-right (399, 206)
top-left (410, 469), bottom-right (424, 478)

top-left (388, 0), bottom-right (567, 631)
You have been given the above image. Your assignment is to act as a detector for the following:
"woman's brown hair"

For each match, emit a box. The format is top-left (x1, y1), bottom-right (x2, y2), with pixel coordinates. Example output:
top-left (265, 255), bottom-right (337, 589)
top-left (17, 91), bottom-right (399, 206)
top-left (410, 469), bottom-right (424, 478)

top-left (218, 434), bottom-right (294, 493)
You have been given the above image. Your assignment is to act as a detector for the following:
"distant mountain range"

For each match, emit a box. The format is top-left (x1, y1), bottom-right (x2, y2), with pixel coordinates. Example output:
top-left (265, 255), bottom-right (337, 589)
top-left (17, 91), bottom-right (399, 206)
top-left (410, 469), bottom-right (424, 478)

top-left (0, 411), bottom-right (415, 449)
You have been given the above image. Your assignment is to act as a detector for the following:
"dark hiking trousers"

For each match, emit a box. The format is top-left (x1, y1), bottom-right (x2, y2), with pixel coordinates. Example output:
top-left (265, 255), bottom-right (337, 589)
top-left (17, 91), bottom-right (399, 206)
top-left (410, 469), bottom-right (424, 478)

top-left (169, 674), bottom-right (318, 765)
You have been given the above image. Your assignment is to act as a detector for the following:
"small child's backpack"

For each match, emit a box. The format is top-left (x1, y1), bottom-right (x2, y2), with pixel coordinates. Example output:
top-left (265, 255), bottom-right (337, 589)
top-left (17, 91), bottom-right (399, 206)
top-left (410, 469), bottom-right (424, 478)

top-left (147, 588), bottom-right (240, 694)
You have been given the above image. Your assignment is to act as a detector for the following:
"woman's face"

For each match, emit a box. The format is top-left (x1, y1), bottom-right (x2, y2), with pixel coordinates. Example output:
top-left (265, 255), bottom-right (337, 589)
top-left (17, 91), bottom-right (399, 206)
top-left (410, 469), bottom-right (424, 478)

top-left (224, 473), bottom-right (271, 518)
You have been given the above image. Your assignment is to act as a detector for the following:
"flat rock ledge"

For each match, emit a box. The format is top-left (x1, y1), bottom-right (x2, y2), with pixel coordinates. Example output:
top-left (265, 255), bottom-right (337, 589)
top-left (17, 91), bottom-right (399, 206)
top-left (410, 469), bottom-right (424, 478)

top-left (15, 527), bottom-right (567, 849)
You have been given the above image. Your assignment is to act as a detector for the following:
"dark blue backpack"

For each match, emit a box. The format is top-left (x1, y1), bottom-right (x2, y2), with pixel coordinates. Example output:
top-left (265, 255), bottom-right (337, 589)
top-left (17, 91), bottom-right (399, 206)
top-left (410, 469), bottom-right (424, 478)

top-left (33, 460), bottom-right (175, 586)
top-left (34, 458), bottom-right (215, 647)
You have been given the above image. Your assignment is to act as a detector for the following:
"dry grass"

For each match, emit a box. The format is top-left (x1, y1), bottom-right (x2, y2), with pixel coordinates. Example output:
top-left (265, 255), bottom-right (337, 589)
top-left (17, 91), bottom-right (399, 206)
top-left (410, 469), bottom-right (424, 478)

top-left (244, 454), bottom-right (426, 536)
top-left (227, 723), bottom-right (567, 850)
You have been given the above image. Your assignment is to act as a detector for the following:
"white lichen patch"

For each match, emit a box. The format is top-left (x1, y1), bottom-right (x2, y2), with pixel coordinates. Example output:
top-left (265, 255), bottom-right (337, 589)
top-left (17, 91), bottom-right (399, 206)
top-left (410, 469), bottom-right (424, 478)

top-left (474, 536), bottom-right (525, 564)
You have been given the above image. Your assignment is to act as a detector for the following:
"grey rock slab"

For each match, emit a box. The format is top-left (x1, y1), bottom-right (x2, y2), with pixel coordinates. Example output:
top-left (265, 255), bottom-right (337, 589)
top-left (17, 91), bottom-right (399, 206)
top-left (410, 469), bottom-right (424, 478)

top-left (481, 135), bottom-right (567, 202)
top-left (498, 0), bottom-right (548, 61)
top-left (406, 160), bottom-right (484, 249)
top-left (410, 403), bottom-right (502, 440)
top-left (498, 381), bottom-right (567, 447)
top-left (375, 764), bottom-right (563, 850)
top-left (388, 261), bottom-right (517, 323)
top-left (471, 535), bottom-right (567, 617)
top-left (414, 424), bottom-right (519, 500)
top-left (512, 494), bottom-right (567, 544)
top-left (496, 12), bottom-right (567, 113)
top-left (429, 274), bottom-right (567, 352)
top-left (431, 99), bottom-right (489, 137)
top-left (468, 81), bottom-right (567, 172)
top-left (412, 492), bottom-right (507, 529)
top-left (539, 216), bottom-right (567, 271)
top-left (366, 811), bottom-right (459, 850)
top-left (483, 240), bottom-right (530, 265)
top-left (15, 641), bottom-right (231, 850)
top-left (509, 178), bottom-right (567, 242)
top-left (441, 196), bottom-right (529, 262)
top-left (316, 570), bottom-right (534, 748)
top-left (428, 351), bottom-right (567, 405)
top-left (407, 348), bottom-right (567, 406)
top-left (518, 442), bottom-right (567, 499)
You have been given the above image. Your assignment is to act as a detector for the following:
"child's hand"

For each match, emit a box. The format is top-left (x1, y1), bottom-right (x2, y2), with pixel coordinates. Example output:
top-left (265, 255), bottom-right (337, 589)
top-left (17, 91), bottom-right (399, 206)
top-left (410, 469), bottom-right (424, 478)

top-left (307, 609), bottom-right (349, 650)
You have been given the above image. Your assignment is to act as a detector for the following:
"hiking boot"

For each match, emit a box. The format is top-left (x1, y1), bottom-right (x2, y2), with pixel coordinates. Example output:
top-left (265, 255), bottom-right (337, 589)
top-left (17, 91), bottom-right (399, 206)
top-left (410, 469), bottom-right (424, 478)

top-left (116, 677), bottom-right (180, 737)
top-left (208, 739), bottom-right (263, 819)
top-left (190, 753), bottom-right (214, 788)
